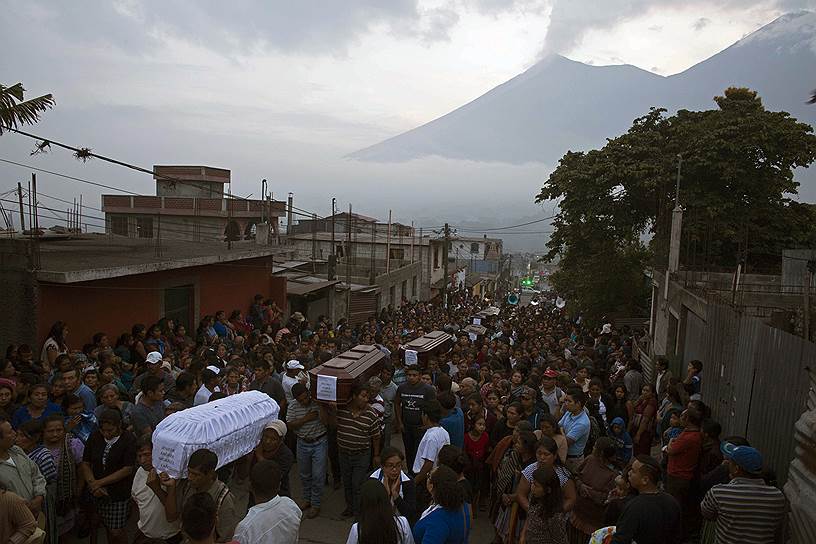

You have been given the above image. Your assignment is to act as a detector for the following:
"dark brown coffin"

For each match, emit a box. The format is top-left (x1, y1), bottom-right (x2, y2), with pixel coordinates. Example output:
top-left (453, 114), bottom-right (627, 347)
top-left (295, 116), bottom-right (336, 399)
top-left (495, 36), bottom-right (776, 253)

top-left (399, 330), bottom-right (453, 368)
top-left (463, 324), bottom-right (487, 337)
top-left (309, 344), bottom-right (385, 405)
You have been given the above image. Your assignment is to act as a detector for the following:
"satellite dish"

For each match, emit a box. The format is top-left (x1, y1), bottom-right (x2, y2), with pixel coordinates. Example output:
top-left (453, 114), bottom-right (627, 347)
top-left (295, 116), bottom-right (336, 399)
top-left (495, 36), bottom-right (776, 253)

top-left (555, 297), bottom-right (566, 309)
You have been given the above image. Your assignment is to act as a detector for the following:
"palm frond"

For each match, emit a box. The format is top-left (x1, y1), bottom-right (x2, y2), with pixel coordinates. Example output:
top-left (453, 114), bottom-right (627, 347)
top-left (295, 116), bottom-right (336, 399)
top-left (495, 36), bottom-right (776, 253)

top-left (0, 83), bottom-right (55, 135)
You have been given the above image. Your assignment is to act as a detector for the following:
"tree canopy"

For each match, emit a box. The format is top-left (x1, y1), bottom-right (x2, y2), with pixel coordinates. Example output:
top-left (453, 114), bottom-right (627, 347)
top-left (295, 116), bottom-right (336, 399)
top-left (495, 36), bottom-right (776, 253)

top-left (0, 83), bottom-right (55, 135)
top-left (536, 87), bottom-right (816, 322)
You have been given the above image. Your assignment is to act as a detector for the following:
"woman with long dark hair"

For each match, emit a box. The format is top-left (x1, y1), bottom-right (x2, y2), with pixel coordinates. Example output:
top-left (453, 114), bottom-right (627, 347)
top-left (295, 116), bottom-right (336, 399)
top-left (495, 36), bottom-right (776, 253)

top-left (630, 384), bottom-right (657, 456)
top-left (605, 383), bottom-right (633, 430)
top-left (41, 321), bottom-right (69, 371)
top-left (520, 467), bottom-right (566, 544)
top-left (346, 479), bottom-right (413, 544)
top-left (413, 465), bottom-right (471, 544)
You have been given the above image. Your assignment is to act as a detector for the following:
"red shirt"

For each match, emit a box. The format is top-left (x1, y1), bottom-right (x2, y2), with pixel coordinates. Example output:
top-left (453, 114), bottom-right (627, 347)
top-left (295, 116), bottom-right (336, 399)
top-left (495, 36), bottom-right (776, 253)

top-left (464, 430), bottom-right (490, 465)
top-left (667, 429), bottom-right (702, 480)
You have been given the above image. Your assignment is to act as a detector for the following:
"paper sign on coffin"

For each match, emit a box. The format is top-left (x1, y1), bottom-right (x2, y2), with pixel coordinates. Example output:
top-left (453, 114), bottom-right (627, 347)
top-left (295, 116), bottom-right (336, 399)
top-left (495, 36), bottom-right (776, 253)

top-left (151, 391), bottom-right (280, 479)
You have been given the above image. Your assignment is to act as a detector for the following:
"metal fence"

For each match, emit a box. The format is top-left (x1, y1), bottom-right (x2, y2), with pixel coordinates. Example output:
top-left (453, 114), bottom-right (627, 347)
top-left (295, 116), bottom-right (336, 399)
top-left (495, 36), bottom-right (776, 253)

top-left (688, 298), bottom-right (815, 485)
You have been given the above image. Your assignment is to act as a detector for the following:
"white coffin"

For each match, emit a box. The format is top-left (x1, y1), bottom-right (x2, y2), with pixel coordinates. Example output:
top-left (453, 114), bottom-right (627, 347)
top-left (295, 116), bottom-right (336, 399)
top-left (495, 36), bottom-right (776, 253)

top-left (151, 391), bottom-right (280, 479)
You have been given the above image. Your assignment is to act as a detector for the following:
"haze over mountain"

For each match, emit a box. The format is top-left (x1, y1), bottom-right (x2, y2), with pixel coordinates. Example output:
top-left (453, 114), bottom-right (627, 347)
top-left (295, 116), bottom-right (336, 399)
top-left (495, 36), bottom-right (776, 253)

top-left (350, 11), bottom-right (816, 166)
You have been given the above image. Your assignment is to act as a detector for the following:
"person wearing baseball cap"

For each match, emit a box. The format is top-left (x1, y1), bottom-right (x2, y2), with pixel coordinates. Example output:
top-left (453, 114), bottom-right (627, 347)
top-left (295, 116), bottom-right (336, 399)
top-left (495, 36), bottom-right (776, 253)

top-left (700, 442), bottom-right (786, 543)
top-left (282, 360), bottom-right (308, 405)
top-left (247, 420), bottom-right (294, 499)
top-left (540, 368), bottom-right (565, 417)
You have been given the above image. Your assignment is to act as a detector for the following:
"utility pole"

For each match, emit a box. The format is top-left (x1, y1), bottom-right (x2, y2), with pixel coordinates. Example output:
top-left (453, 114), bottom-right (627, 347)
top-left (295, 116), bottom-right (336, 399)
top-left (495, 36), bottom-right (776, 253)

top-left (286, 193), bottom-right (294, 236)
top-left (442, 222), bottom-right (450, 309)
top-left (329, 197), bottom-right (336, 280)
top-left (311, 212), bottom-right (317, 263)
top-left (386, 209), bottom-right (392, 273)
top-left (370, 222), bottom-right (376, 284)
top-left (31, 173), bottom-right (38, 231)
top-left (17, 182), bottom-right (25, 232)
top-left (347, 204), bottom-right (352, 320)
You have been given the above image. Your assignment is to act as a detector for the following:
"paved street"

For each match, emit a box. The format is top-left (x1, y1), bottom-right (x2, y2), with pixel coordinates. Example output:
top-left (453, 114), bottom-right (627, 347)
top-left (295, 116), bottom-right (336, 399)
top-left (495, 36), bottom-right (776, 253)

top-left (296, 433), bottom-right (494, 544)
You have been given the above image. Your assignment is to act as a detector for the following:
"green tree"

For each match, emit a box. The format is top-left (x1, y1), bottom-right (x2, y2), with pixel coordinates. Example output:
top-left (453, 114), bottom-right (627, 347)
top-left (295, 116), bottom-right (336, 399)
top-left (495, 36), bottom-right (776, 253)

top-left (537, 88), bottom-right (816, 322)
top-left (0, 83), bottom-right (55, 134)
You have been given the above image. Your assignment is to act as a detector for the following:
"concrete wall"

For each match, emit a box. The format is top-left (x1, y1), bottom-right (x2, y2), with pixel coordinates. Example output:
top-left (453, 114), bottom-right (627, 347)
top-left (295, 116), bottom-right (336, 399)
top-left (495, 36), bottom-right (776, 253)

top-left (107, 213), bottom-right (269, 242)
top-left (375, 262), bottom-right (423, 309)
top-left (35, 256), bottom-right (275, 351)
top-left (0, 241), bottom-right (39, 351)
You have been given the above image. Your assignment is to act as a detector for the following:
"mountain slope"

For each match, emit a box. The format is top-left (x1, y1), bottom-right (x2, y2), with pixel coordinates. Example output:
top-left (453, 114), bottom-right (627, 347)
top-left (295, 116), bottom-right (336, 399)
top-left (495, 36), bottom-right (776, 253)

top-left (349, 11), bottom-right (816, 165)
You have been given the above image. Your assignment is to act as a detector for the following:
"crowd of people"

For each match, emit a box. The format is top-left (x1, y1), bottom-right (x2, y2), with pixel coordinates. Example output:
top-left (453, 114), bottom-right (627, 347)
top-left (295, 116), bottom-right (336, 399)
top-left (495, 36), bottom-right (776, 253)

top-left (0, 290), bottom-right (789, 544)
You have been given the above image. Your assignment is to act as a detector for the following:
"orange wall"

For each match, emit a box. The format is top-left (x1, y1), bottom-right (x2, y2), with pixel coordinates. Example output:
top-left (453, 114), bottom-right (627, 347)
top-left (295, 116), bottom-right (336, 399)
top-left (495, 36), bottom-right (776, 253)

top-left (37, 257), bottom-right (274, 349)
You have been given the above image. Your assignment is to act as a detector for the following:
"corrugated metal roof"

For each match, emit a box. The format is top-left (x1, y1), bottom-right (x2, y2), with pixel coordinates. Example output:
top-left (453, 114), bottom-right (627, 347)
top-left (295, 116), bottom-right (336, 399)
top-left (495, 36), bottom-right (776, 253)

top-left (286, 279), bottom-right (340, 296)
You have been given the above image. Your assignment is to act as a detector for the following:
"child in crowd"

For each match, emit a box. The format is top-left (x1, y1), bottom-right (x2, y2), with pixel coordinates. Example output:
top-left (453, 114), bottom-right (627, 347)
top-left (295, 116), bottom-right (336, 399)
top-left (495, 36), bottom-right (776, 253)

top-left (520, 466), bottom-right (566, 544)
top-left (463, 415), bottom-right (490, 510)
top-left (609, 417), bottom-right (633, 467)
top-left (62, 394), bottom-right (97, 444)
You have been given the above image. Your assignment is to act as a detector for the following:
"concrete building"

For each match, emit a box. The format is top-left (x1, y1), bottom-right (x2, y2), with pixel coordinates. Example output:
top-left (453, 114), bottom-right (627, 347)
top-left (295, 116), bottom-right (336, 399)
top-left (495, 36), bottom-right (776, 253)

top-left (102, 165), bottom-right (286, 242)
top-left (0, 236), bottom-right (289, 352)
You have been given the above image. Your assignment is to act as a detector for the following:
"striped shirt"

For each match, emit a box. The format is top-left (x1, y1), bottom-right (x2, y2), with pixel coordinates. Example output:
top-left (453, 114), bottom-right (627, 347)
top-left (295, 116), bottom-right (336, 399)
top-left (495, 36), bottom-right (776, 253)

top-left (285, 399), bottom-right (326, 440)
top-left (700, 477), bottom-right (787, 544)
top-left (28, 446), bottom-right (57, 483)
top-left (336, 406), bottom-right (380, 452)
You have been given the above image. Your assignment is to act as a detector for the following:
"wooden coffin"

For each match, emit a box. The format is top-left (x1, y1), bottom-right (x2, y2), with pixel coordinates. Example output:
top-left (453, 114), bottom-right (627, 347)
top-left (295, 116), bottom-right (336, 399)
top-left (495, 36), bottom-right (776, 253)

top-left (400, 330), bottom-right (453, 368)
top-left (309, 344), bottom-right (385, 405)
top-left (463, 324), bottom-right (488, 337)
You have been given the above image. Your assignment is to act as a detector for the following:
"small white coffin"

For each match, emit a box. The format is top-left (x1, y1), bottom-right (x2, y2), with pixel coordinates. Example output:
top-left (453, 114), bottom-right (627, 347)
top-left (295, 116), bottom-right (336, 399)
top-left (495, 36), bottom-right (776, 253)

top-left (151, 391), bottom-right (280, 479)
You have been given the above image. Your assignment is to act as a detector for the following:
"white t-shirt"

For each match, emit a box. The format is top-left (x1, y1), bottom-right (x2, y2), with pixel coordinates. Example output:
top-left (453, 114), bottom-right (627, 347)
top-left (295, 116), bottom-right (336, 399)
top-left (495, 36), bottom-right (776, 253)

top-left (412, 425), bottom-right (450, 474)
top-left (346, 516), bottom-right (414, 544)
top-left (234, 495), bottom-right (301, 544)
top-left (193, 384), bottom-right (220, 406)
top-left (282, 372), bottom-right (309, 403)
top-left (131, 467), bottom-right (181, 540)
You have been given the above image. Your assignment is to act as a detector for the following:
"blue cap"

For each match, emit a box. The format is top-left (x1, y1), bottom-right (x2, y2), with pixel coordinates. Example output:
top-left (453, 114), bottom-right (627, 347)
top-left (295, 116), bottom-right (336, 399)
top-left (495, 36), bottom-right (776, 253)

top-left (721, 442), bottom-right (763, 474)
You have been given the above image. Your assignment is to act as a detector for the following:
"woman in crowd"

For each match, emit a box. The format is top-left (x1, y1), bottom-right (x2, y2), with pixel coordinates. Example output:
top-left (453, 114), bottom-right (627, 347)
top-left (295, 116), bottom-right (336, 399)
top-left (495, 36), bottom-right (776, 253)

top-left (131, 324), bottom-right (148, 365)
top-left (41, 321), bottom-right (69, 372)
top-left (97, 362), bottom-right (128, 397)
top-left (43, 413), bottom-right (84, 542)
top-left (490, 402), bottom-right (523, 444)
top-left (346, 479), bottom-right (414, 544)
top-left (371, 446), bottom-right (417, 525)
top-left (113, 333), bottom-right (133, 365)
top-left (413, 466), bottom-right (471, 544)
top-left (656, 383), bottom-right (684, 439)
top-left (492, 430), bottom-right (538, 543)
top-left (536, 413), bottom-right (567, 465)
top-left (17, 419), bottom-right (59, 538)
top-left (630, 384), bottom-right (658, 456)
top-left (0, 379), bottom-right (18, 420)
top-left (12, 382), bottom-right (62, 429)
top-left (568, 437), bottom-right (618, 543)
top-left (80, 409), bottom-right (137, 544)
top-left (94, 384), bottom-right (135, 431)
top-left (605, 384), bottom-right (633, 432)
top-left (520, 467), bottom-right (566, 544)
top-left (516, 436), bottom-right (576, 515)
top-left (485, 391), bottom-right (503, 422)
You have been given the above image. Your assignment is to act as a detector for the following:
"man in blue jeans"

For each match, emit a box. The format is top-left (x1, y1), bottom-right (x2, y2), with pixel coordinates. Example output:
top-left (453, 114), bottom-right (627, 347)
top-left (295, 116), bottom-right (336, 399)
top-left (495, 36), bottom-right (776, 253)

top-left (328, 382), bottom-right (381, 517)
top-left (286, 383), bottom-right (328, 519)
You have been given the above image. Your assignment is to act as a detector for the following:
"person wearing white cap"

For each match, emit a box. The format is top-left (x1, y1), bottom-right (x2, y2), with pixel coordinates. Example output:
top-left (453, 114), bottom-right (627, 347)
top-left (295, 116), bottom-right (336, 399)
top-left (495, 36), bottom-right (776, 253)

top-left (281, 360), bottom-right (308, 405)
top-left (193, 367), bottom-right (222, 407)
top-left (132, 351), bottom-right (175, 398)
top-left (237, 420), bottom-right (294, 500)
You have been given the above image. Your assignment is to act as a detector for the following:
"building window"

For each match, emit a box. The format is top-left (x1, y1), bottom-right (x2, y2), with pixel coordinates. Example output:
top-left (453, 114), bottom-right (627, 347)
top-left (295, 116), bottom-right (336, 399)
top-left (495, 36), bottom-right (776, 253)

top-left (336, 244), bottom-right (345, 258)
top-left (412, 275), bottom-right (417, 298)
top-left (110, 215), bottom-right (128, 236)
top-left (389, 285), bottom-right (396, 306)
top-left (401, 280), bottom-right (407, 302)
top-left (389, 248), bottom-right (404, 260)
top-left (470, 242), bottom-right (480, 254)
top-left (433, 246), bottom-right (439, 269)
top-left (136, 217), bottom-right (153, 238)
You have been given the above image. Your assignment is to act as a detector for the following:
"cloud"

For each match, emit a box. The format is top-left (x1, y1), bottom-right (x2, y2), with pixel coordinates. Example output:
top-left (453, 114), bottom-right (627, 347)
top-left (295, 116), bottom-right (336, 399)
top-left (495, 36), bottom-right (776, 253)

top-left (3, 0), bottom-right (461, 57)
top-left (693, 17), bottom-right (711, 31)
top-left (542, 0), bottom-right (816, 54)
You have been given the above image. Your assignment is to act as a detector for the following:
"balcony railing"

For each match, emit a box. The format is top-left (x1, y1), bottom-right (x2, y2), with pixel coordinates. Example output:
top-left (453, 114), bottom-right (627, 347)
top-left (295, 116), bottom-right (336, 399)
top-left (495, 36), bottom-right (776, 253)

top-left (102, 195), bottom-right (285, 217)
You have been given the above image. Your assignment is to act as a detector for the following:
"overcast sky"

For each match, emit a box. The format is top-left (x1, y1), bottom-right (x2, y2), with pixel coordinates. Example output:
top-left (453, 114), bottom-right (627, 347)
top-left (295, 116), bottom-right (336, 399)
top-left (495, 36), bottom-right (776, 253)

top-left (1, 0), bottom-right (814, 246)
